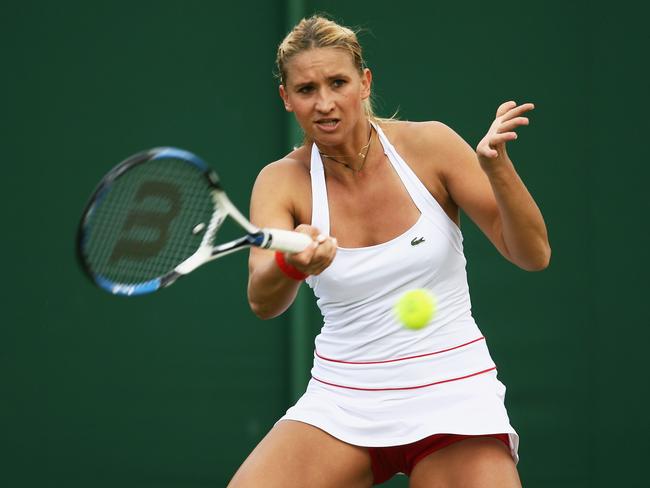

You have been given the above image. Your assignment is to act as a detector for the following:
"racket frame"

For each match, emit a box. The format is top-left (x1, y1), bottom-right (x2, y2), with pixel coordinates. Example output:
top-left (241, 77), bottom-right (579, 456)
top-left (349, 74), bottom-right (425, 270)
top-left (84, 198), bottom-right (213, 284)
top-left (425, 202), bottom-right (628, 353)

top-left (77, 147), bottom-right (310, 296)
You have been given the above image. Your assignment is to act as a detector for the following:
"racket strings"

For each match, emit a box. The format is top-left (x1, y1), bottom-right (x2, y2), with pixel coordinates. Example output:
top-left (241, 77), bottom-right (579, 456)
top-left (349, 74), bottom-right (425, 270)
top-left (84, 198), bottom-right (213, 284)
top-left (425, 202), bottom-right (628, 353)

top-left (82, 157), bottom-right (218, 284)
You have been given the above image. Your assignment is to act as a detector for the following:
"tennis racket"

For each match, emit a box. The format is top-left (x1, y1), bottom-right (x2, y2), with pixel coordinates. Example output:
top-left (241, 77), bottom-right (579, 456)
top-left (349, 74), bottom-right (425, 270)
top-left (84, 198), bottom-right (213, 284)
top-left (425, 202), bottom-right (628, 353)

top-left (77, 147), bottom-right (312, 296)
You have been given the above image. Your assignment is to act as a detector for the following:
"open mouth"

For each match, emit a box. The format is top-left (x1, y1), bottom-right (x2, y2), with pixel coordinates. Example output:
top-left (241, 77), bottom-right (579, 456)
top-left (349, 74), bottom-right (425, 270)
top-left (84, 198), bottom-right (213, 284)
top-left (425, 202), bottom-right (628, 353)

top-left (315, 118), bottom-right (340, 131)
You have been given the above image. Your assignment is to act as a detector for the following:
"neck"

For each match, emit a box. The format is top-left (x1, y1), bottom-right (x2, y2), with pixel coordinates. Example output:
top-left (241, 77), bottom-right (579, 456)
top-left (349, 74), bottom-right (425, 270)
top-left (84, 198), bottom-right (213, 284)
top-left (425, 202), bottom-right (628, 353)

top-left (318, 122), bottom-right (374, 172)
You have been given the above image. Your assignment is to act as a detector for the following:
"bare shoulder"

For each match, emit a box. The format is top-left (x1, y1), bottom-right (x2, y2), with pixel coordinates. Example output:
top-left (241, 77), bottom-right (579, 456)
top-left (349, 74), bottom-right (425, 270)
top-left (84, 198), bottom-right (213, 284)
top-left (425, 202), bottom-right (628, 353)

top-left (256, 145), bottom-right (308, 178)
top-left (253, 146), bottom-right (310, 192)
top-left (381, 119), bottom-right (479, 187)
top-left (377, 120), bottom-right (478, 224)
top-left (380, 119), bottom-right (473, 173)
top-left (380, 119), bottom-right (470, 157)
top-left (250, 146), bottom-right (312, 227)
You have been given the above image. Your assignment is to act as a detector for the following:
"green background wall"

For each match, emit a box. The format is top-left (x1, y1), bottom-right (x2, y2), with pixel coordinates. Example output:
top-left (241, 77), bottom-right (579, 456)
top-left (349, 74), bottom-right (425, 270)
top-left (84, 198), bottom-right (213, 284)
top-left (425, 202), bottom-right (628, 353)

top-left (2, 1), bottom-right (648, 486)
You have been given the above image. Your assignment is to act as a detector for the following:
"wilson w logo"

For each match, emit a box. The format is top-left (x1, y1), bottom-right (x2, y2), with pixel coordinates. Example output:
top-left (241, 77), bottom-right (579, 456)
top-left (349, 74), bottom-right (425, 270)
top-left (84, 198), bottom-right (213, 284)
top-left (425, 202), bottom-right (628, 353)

top-left (109, 181), bottom-right (181, 262)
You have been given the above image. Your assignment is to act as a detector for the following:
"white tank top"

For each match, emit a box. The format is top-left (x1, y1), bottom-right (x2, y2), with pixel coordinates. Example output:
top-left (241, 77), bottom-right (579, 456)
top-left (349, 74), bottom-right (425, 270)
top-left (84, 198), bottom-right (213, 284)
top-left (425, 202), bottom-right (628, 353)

top-left (305, 123), bottom-right (496, 391)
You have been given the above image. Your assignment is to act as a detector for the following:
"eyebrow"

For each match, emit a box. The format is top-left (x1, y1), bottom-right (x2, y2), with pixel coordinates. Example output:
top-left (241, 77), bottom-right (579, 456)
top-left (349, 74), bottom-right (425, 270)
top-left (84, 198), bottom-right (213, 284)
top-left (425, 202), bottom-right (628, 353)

top-left (292, 73), bottom-right (350, 88)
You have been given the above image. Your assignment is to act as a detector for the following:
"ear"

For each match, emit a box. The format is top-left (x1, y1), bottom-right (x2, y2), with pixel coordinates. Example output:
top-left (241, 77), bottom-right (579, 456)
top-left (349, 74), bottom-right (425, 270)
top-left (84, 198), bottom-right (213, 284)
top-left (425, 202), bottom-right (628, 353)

top-left (360, 68), bottom-right (372, 101)
top-left (279, 85), bottom-right (293, 112)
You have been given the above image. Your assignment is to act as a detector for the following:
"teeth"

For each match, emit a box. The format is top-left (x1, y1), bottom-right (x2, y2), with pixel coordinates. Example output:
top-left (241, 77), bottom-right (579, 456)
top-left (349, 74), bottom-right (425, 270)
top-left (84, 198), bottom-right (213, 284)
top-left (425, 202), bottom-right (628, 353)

top-left (319, 120), bottom-right (337, 126)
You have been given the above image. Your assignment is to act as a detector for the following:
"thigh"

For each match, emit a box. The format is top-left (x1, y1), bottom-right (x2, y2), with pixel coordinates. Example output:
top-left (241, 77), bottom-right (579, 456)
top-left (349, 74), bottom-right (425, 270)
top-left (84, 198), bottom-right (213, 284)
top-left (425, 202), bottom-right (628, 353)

top-left (227, 420), bottom-right (374, 488)
top-left (409, 437), bottom-right (521, 488)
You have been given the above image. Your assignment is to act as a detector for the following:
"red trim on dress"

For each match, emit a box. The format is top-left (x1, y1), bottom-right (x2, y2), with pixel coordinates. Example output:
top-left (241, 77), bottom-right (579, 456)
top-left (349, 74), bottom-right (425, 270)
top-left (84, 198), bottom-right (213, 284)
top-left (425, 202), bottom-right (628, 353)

top-left (315, 336), bottom-right (485, 365)
top-left (311, 366), bottom-right (497, 391)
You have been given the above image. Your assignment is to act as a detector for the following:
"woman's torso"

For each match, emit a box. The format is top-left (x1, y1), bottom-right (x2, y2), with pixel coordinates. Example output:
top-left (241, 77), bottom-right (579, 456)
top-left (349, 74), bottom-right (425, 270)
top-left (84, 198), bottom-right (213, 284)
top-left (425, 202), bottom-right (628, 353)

top-left (295, 121), bottom-right (493, 389)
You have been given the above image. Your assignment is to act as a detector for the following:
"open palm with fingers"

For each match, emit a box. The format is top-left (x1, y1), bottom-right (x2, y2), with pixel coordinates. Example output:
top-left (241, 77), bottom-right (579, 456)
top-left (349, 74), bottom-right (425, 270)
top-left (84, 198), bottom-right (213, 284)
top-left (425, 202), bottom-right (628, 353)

top-left (476, 101), bottom-right (534, 168)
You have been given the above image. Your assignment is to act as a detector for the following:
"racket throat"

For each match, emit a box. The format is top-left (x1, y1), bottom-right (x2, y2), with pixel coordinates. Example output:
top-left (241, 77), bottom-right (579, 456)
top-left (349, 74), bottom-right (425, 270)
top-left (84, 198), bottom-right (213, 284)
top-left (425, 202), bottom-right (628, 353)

top-left (175, 247), bottom-right (213, 275)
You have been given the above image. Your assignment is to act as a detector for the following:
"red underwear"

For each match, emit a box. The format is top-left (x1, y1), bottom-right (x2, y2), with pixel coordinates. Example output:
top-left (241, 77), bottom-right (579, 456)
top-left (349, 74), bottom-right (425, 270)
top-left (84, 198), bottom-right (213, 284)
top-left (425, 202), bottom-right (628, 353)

top-left (368, 433), bottom-right (510, 485)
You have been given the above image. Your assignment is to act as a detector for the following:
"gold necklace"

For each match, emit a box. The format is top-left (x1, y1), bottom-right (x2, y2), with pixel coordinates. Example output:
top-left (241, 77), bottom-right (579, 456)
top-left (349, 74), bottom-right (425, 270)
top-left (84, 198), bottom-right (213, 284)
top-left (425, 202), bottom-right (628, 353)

top-left (319, 125), bottom-right (374, 172)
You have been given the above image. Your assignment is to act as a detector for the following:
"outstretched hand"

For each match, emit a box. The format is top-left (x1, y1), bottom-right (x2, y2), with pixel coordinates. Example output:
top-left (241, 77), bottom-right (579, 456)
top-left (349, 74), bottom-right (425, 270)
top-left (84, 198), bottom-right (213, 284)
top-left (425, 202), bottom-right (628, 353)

top-left (476, 101), bottom-right (534, 169)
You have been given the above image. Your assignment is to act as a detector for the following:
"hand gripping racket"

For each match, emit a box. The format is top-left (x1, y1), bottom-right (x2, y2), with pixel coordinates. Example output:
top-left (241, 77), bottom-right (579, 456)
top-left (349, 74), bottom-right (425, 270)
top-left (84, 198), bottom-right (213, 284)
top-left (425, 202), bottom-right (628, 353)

top-left (77, 147), bottom-right (312, 296)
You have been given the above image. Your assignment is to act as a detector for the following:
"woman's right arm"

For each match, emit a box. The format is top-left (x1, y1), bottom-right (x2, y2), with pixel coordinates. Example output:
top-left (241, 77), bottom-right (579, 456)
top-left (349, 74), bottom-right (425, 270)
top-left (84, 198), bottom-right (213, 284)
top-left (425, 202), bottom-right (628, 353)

top-left (247, 159), bottom-right (336, 319)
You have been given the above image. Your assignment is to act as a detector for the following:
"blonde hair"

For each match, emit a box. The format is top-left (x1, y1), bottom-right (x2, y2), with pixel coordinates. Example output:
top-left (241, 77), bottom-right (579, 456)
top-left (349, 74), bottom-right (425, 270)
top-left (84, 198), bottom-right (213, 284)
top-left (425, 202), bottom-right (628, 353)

top-left (276, 15), bottom-right (380, 124)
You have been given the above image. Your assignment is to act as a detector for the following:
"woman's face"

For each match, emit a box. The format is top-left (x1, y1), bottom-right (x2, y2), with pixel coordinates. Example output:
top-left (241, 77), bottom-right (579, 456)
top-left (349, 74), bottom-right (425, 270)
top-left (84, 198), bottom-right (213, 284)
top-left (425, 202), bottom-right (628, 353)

top-left (279, 47), bottom-right (371, 147)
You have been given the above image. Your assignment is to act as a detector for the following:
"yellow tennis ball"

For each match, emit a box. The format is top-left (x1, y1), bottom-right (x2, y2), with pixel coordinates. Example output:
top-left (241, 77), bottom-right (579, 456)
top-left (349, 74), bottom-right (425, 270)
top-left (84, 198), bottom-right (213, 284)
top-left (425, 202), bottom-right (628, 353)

top-left (394, 289), bottom-right (437, 330)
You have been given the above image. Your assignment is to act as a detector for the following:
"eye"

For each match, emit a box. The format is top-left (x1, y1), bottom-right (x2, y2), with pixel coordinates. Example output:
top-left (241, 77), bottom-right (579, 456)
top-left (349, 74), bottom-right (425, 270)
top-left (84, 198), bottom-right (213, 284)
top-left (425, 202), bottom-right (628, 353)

top-left (297, 85), bottom-right (314, 94)
top-left (332, 79), bottom-right (346, 88)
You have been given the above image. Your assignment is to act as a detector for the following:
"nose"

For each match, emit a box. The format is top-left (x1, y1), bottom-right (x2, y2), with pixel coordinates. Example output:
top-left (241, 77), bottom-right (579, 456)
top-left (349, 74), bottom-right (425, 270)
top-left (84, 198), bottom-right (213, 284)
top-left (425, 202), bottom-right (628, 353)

top-left (315, 88), bottom-right (334, 113)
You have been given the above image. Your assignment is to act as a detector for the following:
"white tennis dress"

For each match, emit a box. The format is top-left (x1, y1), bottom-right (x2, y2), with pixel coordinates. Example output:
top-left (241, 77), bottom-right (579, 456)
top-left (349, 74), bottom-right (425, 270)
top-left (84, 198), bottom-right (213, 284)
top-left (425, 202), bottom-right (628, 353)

top-left (281, 123), bottom-right (519, 461)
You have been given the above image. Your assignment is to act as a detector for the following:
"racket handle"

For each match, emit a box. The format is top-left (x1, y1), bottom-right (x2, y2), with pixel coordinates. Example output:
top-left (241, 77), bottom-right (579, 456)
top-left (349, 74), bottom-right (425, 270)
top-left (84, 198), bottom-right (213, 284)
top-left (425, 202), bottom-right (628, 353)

top-left (264, 228), bottom-right (313, 253)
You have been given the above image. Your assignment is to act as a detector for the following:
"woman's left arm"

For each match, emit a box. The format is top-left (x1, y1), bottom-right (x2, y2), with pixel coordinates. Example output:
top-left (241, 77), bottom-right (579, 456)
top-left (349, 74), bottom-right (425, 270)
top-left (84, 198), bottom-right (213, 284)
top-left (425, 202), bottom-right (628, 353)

top-left (438, 101), bottom-right (551, 271)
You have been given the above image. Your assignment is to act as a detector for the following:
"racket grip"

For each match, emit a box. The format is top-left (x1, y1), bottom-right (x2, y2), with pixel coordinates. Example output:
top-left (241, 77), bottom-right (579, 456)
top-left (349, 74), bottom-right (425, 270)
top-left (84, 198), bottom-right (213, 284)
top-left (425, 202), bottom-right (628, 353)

top-left (264, 228), bottom-right (313, 253)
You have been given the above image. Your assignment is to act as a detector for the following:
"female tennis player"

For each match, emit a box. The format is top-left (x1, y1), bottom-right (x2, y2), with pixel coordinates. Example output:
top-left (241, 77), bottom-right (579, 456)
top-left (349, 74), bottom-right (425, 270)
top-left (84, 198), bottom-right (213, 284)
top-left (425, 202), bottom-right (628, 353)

top-left (228, 15), bottom-right (550, 488)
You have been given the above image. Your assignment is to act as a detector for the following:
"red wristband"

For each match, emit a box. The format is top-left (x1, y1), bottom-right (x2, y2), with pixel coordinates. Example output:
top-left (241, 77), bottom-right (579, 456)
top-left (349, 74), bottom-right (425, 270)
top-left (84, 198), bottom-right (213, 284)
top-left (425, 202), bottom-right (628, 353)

top-left (275, 251), bottom-right (308, 281)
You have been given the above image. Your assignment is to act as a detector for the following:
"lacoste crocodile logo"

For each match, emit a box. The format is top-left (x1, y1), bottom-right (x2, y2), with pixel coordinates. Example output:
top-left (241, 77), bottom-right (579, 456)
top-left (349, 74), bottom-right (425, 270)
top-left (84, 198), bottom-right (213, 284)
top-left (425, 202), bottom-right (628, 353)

top-left (410, 237), bottom-right (426, 246)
